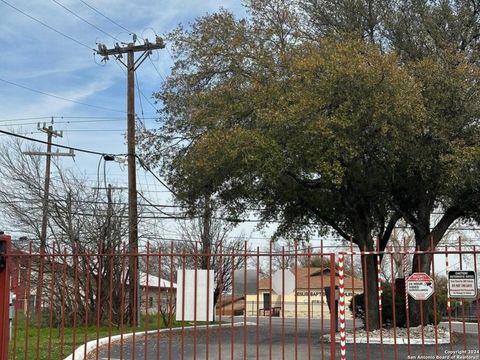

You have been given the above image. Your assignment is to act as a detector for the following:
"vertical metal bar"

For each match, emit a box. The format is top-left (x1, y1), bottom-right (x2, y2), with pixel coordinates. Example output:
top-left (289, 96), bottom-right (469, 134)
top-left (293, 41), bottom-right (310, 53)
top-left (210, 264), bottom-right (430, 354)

top-left (362, 245), bottom-right (371, 360)
top-left (416, 245), bottom-right (425, 354)
top-left (307, 246), bottom-right (311, 360)
top-left (404, 238), bottom-right (411, 355)
top-left (132, 246), bottom-right (138, 360)
top-left (34, 243), bottom-right (46, 360)
top-left (0, 234), bottom-right (11, 360)
top-left (168, 242), bottom-right (174, 360)
top-left (156, 245), bottom-right (162, 360)
top-left (294, 242), bottom-right (298, 360)
top-left (458, 237), bottom-right (467, 351)
top-left (230, 247), bottom-right (235, 360)
top-left (445, 246), bottom-right (453, 351)
top-left (72, 244), bottom-right (79, 360)
top-left (376, 240), bottom-right (384, 360)
top-left (59, 247), bottom-right (68, 360)
top-left (46, 245), bottom-right (56, 360)
top-left (181, 251), bottom-right (186, 360)
top-left (23, 243), bottom-right (33, 360)
top-left (256, 246), bottom-right (260, 360)
top-left (350, 239), bottom-right (357, 360)
top-left (329, 253), bottom-right (336, 360)
top-left (144, 243), bottom-right (151, 360)
top-left (83, 251), bottom-right (91, 360)
top-left (268, 242), bottom-right (272, 360)
top-left (429, 237), bottom-right (438, 355)
top-left (194, 244), bottom-right (198, 360)
top-left (281, 246), bottom-right (285, 360)
top-left (107, 245), bottom-right (115, 360)
top-left (95, 243), bottom-right (104, 360)
top-left (473, 245), bottom-right (480, 349)
top-left (206, 245), bottom-right (211, 360)
top-left (119, 245), bottom-right (126, 360)
top-left (12, 250), bottom-right (20, 360)
top-left (320, 240), bottom-right (324, 360)
top-left (389, 246), bottom-right (398, 360)
top-left (243, 242), bottom-right (248, 360)
top-left (217, 242), bottom-right (223, 360)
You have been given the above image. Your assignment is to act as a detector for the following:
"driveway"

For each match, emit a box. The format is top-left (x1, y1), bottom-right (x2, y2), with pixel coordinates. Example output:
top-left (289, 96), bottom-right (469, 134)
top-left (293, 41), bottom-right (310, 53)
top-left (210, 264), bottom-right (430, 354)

top-left (90, 317), bottom-right (480, 360)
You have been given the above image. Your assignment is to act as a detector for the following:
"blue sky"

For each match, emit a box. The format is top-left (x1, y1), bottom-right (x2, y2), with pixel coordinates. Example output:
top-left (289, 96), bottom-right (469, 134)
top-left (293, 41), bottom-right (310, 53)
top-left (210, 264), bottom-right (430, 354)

top-left (0, 0), bottom-right (244, 157)
top-left (0, 0), bottom-right (364, 250)
top-left (0, 0), bottom-right (247, 180)
top-left (0, 0), bottom-right (293, 246)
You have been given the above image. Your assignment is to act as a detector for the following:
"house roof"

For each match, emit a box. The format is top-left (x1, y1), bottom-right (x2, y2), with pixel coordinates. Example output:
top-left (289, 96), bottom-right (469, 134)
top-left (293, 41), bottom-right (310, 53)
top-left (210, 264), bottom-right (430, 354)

top-left (258, 267), bottom-right (363, 291)
top-left (139, 272), bottom-right (177, 289)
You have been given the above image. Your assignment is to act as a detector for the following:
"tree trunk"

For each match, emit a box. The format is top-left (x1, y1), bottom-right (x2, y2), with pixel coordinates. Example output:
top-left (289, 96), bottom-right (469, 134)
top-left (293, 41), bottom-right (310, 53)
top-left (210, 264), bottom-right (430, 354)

top-left (361, 252), bottom-right (380, 330)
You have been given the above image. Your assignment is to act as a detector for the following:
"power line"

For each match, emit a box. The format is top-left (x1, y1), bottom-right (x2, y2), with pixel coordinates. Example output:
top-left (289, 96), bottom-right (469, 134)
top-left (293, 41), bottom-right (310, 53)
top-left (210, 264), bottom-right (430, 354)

top-left (78, 0), bottom-right (133, 34)
top-left (0, 0), bottom-right (94, 51)
top-left (0, 129), bottom-right (115, 156)
top-left (52, 0), bottom-right (123, 43)
top-left (0, 119), bottom-right (124, 126)
top-left (0, 116), bottom-right (53, 123)
top-left (148, 56), bottom-right (166, 82)
top-left (0, 77), bottom-right (125, 113)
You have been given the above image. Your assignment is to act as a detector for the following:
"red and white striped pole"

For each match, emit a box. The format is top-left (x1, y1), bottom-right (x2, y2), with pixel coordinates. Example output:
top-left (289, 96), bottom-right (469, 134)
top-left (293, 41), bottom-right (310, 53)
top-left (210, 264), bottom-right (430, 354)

top-left (403, 249), bottom-right (409, 314)
top-left (338, 253), bottom-right (347, 360)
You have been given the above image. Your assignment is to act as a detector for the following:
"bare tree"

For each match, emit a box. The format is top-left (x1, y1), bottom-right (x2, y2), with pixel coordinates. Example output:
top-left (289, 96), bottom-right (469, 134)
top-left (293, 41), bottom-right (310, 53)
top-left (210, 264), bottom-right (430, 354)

top-left (0, 139), bottom-right (129, 326)
top-left (142, 201), bottom-right (251, 307)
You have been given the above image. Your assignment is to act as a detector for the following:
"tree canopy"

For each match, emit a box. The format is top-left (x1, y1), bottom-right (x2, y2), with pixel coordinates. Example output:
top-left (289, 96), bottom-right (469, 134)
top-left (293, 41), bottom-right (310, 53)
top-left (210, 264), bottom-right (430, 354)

top-left (140, 0), bottom-right (480, 328)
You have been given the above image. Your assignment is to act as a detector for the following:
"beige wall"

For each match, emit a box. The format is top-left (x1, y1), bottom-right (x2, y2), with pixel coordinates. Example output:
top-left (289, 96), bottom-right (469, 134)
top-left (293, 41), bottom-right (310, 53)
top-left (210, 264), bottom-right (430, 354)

top-left (245, 288), bottom-right (360, 319)
top-left (140, 287), bottom-right (176, 314)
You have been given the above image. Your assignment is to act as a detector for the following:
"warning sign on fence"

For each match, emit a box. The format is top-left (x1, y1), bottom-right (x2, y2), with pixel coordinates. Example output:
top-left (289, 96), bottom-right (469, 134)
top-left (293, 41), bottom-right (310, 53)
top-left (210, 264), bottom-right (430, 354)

top-left (448, 270), bottom-right (477, 299)
top-left (406, 272), bottom-right (434, 300)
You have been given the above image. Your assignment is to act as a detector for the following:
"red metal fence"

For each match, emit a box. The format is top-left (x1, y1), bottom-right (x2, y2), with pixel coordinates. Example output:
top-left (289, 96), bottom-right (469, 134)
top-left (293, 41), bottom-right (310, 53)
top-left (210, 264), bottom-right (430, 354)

top-left (2, 237), bottom-right (480, 359)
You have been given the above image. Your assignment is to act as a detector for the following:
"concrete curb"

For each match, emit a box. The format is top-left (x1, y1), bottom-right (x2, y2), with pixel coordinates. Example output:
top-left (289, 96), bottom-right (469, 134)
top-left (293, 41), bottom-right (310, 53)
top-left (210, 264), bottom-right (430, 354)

top-left (63, 322), bottom-right (256, 360)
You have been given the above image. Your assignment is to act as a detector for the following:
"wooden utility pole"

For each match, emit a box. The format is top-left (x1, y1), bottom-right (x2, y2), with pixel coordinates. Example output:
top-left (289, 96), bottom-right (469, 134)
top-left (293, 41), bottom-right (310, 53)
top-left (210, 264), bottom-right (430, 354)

top-left (96, 36), bottom-right (165, 326)
top-left (23, 120), bottom-right (74, 313)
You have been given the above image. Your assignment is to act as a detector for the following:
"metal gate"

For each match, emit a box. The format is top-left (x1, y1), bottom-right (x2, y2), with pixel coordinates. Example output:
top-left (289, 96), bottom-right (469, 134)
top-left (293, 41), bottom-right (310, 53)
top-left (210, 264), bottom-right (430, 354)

top-left (1, 234), bottom-right (479, 360)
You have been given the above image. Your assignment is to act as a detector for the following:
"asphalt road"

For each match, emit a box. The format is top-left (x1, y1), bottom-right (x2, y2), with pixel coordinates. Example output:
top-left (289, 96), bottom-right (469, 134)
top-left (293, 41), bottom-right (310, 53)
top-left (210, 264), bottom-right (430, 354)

top-left (90, 318), bottom-right (480, 360)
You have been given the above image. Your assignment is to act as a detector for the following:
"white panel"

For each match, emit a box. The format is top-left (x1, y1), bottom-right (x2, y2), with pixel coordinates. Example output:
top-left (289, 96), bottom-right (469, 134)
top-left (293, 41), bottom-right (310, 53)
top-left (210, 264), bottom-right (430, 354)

top-left (175, 269), bottom-right (215, 322)
top-left (271, 269), bottom-right (296, 295)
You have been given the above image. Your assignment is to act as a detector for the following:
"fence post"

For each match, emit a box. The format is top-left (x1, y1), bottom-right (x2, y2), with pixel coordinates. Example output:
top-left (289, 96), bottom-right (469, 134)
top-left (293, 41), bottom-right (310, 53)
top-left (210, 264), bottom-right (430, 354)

top-left (329, 253), bottom-right (336, 360)
top-left (0, 233), bottom-right (11, 360)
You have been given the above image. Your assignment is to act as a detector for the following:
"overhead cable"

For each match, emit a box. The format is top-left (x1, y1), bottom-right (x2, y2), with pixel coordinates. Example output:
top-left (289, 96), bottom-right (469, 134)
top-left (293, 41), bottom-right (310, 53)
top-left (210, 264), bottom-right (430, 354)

top-left (0, 0), bottom-right (94, 51)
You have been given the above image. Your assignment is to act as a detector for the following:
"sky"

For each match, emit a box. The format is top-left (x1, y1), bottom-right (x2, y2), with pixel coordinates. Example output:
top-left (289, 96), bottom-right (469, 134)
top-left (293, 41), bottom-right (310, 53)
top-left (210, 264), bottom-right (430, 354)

top-left (0, 0), bottom-right (266, 243)
top-left (1, 1), bottom-right (477, 268)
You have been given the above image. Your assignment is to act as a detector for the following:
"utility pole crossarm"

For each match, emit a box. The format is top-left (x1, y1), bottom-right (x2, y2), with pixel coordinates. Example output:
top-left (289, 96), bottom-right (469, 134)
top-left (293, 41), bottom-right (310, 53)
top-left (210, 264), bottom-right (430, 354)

top-left (96, 37), bottom-right (165, 57)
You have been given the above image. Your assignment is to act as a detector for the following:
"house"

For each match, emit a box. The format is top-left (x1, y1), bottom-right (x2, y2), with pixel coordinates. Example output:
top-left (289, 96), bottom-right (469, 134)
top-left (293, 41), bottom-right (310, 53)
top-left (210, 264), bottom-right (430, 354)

top-left (245, 267), bottom-right (363, 319)
top-left (139, 272), bottom-right (177, 314)
top-left (9, 246), bottom-right (177, 316)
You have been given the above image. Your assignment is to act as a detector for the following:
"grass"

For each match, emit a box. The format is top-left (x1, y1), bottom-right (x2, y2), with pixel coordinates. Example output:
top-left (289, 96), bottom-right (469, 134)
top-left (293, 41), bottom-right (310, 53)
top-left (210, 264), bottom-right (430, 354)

top-left (9, 312), bottom-right (202, 360)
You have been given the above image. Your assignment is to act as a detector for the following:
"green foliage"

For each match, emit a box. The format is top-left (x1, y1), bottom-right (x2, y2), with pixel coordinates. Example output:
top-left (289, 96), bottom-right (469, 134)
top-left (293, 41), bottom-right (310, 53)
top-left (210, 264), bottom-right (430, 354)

top-left (140, 0), bottom-right (480, 328)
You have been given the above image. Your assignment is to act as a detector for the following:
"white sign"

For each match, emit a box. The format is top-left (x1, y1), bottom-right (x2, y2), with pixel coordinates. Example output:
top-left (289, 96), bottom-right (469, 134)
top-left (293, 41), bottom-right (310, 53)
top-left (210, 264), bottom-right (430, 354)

top-left (406, 272), bottom-right (434, 300)
top-left (176, 269), bottom-right (215, 322)
top-left (448, 271), bottom-right (477, 299)
top-left (271, 269), bottom-right (296, 295)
